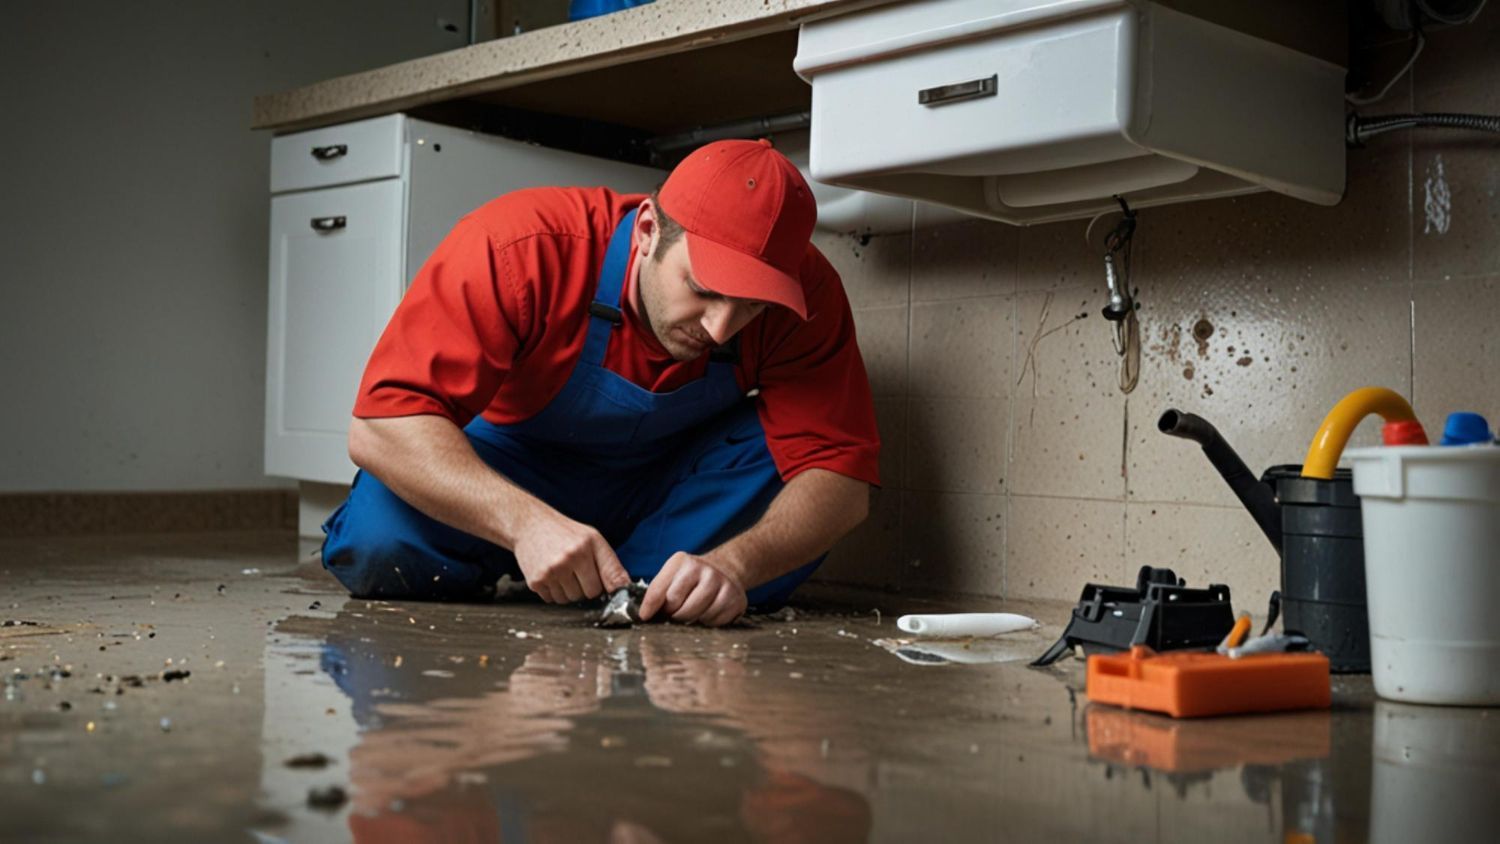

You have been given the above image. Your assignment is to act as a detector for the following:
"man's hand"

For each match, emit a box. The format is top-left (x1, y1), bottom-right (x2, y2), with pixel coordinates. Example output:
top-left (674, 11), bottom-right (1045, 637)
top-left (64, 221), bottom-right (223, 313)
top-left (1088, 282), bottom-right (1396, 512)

top-left (639, 552), bottom-right (747, 627)
top-left (512, 512), bottom-right (631, 604)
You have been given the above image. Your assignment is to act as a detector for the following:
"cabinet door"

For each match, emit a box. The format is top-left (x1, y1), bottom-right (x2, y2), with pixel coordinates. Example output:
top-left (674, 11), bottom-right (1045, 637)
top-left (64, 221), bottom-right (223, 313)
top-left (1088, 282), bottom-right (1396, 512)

top-left (265, 180), bottom-right (404, 484)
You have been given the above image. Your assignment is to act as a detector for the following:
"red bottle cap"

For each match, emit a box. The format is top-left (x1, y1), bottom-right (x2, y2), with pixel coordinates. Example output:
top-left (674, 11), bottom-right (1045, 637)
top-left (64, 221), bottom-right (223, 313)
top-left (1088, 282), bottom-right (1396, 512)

top-left (1382, 419), bottom-right (1429, 445)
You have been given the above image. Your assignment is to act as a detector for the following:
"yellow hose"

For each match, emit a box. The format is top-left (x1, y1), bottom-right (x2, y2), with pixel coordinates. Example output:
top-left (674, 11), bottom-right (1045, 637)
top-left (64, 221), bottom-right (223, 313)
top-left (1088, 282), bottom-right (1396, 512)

top-left (1301, 387), bottom-right (1418, 479)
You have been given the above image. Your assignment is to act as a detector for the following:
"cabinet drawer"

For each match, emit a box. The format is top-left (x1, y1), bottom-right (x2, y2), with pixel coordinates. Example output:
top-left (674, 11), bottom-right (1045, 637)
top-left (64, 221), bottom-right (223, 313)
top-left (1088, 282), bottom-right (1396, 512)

top-left (801, 7), bottom-right (1137, 184)
top-left (270, 114), bottom-right (405, 193)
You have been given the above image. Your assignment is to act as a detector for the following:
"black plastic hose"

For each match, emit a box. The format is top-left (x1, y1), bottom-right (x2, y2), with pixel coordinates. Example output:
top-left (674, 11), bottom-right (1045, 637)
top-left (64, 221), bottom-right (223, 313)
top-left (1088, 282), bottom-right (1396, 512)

top-left (1347, 112), bottom-right (1500, 146)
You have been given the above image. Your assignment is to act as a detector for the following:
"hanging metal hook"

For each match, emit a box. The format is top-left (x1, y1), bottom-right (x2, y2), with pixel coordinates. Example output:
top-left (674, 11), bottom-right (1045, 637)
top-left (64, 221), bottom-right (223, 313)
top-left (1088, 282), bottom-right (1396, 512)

top-left (1100, 195), bottom-right (1137, 331)
top-left (1090, 196), bottom-right (1142, 393)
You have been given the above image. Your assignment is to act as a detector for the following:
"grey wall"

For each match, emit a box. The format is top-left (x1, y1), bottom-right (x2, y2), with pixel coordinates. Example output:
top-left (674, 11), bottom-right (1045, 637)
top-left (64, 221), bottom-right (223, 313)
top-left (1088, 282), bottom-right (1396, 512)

top-left (0, 0), bottom-right (468, 492)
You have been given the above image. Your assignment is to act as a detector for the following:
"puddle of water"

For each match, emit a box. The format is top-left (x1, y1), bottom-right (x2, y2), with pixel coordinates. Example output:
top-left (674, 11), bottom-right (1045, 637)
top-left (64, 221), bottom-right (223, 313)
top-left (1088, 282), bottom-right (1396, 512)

top-left (872, 628), bottom-right (1054, 665)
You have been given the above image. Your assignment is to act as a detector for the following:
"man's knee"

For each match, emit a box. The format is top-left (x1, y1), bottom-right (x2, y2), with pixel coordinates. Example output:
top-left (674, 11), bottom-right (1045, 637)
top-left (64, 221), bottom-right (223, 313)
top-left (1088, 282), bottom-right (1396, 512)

top-left (322, 524), bottom-right (423, 599)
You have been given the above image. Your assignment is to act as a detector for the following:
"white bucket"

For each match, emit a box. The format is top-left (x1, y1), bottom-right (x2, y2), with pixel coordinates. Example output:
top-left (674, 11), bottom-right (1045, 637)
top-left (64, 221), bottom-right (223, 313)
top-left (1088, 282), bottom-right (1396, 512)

top-left (1345, 446), bottom-right (1500, 705)
top-left (1370, 701), bottom-right (1500, 844)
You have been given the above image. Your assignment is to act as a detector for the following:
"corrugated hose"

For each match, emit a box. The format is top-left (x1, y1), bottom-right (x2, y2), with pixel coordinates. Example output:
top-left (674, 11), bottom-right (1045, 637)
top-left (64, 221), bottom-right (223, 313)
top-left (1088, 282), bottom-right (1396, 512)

top-left (1347, 112), bottom-right (1500, 146)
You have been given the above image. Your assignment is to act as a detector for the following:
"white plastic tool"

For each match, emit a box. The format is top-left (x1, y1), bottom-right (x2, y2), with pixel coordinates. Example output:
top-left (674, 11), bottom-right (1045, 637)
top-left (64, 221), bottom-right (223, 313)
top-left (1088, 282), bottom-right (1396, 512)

top-left (895, 613), bottom-right (1038, 638)
top-left (1346, 445), bottom-right (1500, 705)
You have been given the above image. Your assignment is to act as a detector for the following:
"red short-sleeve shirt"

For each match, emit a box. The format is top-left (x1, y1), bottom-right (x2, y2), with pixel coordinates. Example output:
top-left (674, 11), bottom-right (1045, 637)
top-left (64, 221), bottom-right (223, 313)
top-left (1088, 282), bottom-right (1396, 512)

top-left (354, 186), bottom-right (880, 486)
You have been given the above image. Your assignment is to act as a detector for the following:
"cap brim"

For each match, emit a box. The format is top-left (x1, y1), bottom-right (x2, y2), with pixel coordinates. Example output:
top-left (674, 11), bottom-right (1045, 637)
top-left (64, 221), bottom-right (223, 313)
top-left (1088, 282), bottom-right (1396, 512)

top-left (684, 232), bottom-right (808, 321)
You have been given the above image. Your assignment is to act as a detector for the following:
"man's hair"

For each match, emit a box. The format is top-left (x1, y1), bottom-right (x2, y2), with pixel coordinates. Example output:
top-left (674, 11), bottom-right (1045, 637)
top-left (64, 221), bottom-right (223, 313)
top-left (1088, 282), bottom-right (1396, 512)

top-left (650, 190), bottom-right (686, 260)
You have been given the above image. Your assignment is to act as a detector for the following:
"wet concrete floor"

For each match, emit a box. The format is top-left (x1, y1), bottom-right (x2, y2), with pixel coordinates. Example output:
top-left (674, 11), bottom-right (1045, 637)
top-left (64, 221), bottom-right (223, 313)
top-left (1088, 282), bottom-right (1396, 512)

top-left (2, 530), bottom-right (1497, 842)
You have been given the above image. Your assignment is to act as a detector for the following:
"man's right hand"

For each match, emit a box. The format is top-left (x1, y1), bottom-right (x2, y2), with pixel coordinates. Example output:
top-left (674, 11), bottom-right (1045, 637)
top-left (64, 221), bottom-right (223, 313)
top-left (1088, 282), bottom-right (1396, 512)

top-left (511, 512), bottom-right (632, 604)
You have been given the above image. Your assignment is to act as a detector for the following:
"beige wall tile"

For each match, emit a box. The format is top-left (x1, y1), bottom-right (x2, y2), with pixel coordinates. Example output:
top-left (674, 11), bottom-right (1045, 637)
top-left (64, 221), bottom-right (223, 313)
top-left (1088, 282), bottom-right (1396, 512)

top-left (1014, 286), bottom-right (1124, 399)
top-left (1124, 503), bottom-right (1280, 614)
top-left (1411, 81), bottom-right (1500, 283)
top-left (1413, 274), bottom-right (1500, 424)
top-left (1009, 285), bottom-right (1128, 499)
top-left (818, 486), bottom-right (903, 591)
top-left (909, 297), bottom-right (1013, 398)
top-left (910, 214), bottom-right (1018, 302)
top-left (851, 305), bottom-right (908, 398)
top-left (901, 491), bottom-right (1005, 596)
top-left (1010, 393), bottom-right (1126, 500)
top-left (1412, 6), bottom-right (1500, 97)
top-left (906, 397), bottom-right (1008, 494)
top-left (1018, 218), bottom-right (1099, 293)
top-left (1136, 133), bottom-right (1410, 289)
top-left (872, 398), bottom-right (906, 490)
top-left (1403, 14), bottom-right (1498, 285)
top-left (1007, 495), bottom-right (1124, 601)
top-left (812, 229), bottom-right (910, 310)
top-left (1125, 277), bottom-right (1414, 508)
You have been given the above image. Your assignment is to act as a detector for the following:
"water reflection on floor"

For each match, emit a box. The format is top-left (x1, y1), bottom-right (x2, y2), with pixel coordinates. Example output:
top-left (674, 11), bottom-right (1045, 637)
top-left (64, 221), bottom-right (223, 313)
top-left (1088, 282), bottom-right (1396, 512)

top-left (3, 532), bottom-right (1498, 842)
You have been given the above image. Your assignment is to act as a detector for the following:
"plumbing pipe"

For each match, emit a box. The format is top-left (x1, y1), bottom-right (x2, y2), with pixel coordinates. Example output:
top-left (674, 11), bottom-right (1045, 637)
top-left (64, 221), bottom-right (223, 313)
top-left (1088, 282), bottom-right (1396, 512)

top-left (895, 613), bottom-right (1038, 638)
top-left (1301, 387), bottom-right (1422, 479)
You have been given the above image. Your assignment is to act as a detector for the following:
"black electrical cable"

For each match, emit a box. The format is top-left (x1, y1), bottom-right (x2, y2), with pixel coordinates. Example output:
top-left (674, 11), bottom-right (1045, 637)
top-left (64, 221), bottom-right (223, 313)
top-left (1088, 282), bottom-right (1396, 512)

top-left (1347, 112), bottom-right (1500, 146)
top-left (1415, 0), bottom-right (1488, 26)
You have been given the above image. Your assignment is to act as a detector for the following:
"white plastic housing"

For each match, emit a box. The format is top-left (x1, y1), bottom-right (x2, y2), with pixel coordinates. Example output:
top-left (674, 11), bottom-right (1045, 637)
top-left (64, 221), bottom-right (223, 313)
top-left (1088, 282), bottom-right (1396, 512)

top-left (794, 0), bottom-right (1347, 224)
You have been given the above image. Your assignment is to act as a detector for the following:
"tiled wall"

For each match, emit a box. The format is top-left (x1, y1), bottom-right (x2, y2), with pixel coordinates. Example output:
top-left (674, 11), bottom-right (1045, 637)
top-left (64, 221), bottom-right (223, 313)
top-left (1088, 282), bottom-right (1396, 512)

top-left (814, 13), bottom-right (1499, 606)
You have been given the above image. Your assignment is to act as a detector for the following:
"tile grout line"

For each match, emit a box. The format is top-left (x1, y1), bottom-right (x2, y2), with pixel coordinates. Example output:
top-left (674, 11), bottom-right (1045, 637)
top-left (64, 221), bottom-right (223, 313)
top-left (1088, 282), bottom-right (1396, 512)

top-left (1406, 91), bottom-right (1418, 405)
top-left (898, 205), bottom-right (915, 592)
top-left (1002, 226), bottom-right (1022, 599)
top-left (1405, 63), bottom-right (1418, 405)
top-left (1120, 395), bottom-right (1132, 583)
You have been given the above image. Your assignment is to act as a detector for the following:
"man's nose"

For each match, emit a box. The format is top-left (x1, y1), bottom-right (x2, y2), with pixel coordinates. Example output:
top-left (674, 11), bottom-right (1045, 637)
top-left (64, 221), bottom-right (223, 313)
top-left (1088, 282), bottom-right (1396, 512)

top-left (702, 302), bottom-right (736, 345)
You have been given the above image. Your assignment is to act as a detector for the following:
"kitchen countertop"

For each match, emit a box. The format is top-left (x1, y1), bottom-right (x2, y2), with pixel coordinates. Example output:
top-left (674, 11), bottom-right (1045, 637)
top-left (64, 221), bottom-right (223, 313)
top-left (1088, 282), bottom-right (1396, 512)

top-left (253, 0), bottom-right (894, 135)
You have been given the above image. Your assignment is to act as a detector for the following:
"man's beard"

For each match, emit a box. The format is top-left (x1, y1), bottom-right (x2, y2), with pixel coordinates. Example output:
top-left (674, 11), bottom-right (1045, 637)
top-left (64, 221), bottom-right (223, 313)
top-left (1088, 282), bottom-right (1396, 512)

top-left (637, 255), bottom-right (702, 361)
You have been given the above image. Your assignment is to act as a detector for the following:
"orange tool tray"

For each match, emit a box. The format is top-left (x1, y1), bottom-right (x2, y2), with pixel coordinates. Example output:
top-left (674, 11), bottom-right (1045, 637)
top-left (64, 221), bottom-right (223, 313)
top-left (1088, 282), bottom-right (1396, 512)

top-left (1086, 645), bottom-right (1331, 718)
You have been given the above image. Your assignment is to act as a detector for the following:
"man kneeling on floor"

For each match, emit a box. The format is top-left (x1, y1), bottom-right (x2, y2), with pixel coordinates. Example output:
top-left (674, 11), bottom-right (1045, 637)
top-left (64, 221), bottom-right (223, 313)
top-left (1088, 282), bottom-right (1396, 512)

top-left (321, 139), bottom-right (880, 627)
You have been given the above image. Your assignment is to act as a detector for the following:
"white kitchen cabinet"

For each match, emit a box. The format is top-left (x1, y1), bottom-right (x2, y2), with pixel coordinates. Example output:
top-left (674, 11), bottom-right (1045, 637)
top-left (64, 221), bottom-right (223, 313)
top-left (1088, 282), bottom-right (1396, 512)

top-left (265, 114), bottom-right (664, 485)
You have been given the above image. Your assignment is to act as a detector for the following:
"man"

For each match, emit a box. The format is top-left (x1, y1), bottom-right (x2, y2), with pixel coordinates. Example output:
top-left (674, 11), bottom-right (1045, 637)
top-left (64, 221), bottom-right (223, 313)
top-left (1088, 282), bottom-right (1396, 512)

top-left (321, 139), bottom-right (879, 627)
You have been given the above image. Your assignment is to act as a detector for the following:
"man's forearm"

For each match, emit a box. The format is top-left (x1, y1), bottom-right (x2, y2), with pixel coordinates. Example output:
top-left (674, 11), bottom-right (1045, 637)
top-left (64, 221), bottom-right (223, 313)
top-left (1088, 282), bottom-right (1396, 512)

top-left (347, 415), bottom-right (547, 549)
top-left (705, 468), bottom-right (871, 589)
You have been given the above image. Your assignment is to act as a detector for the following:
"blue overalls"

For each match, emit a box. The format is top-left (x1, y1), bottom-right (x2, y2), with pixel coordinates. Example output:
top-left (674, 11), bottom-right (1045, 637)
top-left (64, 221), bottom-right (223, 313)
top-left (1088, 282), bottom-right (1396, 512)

top-left (321, 210), bottom-right (823, 609)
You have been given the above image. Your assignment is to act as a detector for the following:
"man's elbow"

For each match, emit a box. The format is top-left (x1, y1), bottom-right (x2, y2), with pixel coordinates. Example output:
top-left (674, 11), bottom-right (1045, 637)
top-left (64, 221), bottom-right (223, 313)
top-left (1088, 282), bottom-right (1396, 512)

top-left (347, 418), bottom-right (377, 471)
top-left (846, 481), bottom-right (872, 530)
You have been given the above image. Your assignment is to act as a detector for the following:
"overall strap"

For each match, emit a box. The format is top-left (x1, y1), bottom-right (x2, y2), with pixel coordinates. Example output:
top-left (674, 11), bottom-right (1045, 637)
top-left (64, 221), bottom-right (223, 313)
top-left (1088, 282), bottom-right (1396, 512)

top-left (580, 209), bottom-right (638, 366)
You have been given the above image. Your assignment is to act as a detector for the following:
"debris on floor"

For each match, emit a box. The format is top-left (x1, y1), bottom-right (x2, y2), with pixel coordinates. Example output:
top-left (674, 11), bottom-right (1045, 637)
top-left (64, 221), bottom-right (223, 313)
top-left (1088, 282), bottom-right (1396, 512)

top-left (305, 784), bottom-right (348, 810)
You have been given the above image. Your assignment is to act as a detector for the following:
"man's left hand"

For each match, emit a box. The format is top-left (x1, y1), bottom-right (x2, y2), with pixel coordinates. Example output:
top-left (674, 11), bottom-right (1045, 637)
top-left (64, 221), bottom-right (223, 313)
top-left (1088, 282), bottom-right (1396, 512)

top-left (639, 552), bottom-right (747, 627)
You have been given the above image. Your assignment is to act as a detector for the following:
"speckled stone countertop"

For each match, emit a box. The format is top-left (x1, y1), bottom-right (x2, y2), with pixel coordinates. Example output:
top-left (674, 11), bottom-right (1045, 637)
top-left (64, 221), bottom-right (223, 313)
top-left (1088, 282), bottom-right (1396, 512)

top-left (253, 0), bottom-right (892, 133)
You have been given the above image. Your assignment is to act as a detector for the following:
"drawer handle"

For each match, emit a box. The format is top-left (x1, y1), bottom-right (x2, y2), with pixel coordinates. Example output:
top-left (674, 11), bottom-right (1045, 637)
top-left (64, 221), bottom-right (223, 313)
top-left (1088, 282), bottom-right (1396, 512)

top-left (311, 144), bottom-right (348, 161)
top-left (310, 216), bottom-right (347, 232)
top-left (918, 75), bottom-right (997, 107)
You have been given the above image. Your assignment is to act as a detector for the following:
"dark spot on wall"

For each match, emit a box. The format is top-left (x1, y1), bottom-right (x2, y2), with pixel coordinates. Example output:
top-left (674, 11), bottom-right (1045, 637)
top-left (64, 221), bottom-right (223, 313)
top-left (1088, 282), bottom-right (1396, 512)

top-left (1192, 318), bottom-right (1214, 358)
top-left (1236, 356), bottom-right (1254, 367)
top-left (1183, 365), bottom-right (1195, 380)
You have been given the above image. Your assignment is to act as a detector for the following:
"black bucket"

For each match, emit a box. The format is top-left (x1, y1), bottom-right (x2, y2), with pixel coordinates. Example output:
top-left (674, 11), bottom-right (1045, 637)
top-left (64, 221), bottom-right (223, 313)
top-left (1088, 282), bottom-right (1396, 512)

top-left (1264, 465), bottom-right (1369, 673)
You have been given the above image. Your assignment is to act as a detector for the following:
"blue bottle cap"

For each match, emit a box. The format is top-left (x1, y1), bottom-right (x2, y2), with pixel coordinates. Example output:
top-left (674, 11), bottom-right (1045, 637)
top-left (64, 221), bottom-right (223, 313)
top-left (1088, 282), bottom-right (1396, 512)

top-left (569, 0), bottom-right (653, 21)
top-left (1440, 411), bottom-right (1493, 446)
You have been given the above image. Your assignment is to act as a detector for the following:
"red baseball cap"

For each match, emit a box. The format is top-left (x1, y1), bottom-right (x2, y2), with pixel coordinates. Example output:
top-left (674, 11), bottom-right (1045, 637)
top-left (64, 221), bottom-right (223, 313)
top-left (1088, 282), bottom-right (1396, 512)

top-left (657, 138), bottom-right (816, 320)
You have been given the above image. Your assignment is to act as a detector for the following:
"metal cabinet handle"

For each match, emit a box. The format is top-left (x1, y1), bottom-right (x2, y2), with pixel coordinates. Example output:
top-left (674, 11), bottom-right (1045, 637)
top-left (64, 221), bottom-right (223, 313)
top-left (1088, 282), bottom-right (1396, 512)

top-left (311, 144), bottom-right (348, 160)
top-left (310, 216), bottom-right (347, 232)
top-left (918, 75), bottom-right (997, 107)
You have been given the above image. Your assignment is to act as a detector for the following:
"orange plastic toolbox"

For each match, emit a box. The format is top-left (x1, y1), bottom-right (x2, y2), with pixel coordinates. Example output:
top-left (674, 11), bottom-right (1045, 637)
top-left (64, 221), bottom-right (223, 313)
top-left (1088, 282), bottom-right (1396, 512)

top-left (1086, 645), bottom-right (1331, 718)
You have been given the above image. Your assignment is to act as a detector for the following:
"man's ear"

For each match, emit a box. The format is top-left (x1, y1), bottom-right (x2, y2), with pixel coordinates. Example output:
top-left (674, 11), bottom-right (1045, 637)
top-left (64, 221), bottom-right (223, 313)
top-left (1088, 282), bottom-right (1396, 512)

top-left (633, 198), bottom-right (659, 258)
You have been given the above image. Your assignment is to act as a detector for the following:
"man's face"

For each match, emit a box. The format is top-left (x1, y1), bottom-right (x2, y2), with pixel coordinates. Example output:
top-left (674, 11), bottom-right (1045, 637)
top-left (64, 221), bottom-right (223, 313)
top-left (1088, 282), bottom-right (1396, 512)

top-left (636, 229), bottom-right (769, 362)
